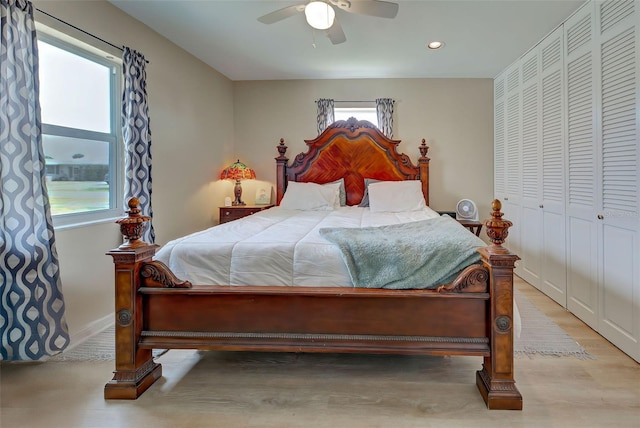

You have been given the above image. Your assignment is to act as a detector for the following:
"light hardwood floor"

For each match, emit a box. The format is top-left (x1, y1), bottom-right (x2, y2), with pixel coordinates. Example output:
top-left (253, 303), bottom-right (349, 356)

top-left (1, 277), bottom-right (638, 428)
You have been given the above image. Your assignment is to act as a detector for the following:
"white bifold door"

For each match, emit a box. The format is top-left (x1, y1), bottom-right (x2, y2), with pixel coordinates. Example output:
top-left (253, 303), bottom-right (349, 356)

top-left (565, 0), bottom-right (639, 360)
top-left (518, 27), bottom-right (568, 307)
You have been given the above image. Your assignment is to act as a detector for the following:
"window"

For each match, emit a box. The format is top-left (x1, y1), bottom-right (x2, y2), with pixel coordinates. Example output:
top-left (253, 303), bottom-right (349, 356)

top-left (37, 33), bottom-right (123, 228)
top-left (334, 107), bottom-right (378, 125)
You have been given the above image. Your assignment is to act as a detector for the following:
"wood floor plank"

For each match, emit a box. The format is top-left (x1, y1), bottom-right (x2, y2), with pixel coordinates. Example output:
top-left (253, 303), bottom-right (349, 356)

top-left (1, 277), bottom-right (639, 427)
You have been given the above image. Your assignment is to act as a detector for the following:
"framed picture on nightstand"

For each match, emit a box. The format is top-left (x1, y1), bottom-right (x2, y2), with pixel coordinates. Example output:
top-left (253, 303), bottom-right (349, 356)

top-left (255, 186), bottom-right (271, 205)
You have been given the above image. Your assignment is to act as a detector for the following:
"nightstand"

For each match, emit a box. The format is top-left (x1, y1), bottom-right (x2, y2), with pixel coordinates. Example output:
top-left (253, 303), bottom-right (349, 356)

top-left (436, 211), bottom-right (483, 236)
top-left (456, 219), bottom-right (483, 237)
top-left (219, 205), bottom-right (274, 224)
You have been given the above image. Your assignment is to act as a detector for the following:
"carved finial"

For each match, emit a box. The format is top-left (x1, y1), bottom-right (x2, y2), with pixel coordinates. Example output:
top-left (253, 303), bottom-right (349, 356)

top-left (128, 197), bottom-right (141, 212)
top-left (276, 138), bottom-right (288, 161)
top-left (116, 197), bottom-right (151, 249)
top-left (419, 139), bottom-right (430, 160)
top-left (484, 199), bottom-right (512, 252)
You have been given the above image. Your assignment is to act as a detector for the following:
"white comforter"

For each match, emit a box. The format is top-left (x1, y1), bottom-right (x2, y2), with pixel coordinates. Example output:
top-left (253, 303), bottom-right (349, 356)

top-left (154, 206), bottom-right (521, 337)
top-left (154, 206), bottom-right (441, 286)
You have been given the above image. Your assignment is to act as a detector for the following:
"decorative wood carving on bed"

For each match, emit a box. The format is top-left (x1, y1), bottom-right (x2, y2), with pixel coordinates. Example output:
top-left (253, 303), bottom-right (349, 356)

top-left (276, 118), bottom-right (429, 206)
top-left (104, 120), bottom-right (521, 410)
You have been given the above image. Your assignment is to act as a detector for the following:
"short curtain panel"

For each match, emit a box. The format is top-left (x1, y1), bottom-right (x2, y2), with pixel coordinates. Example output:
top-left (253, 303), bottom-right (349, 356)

top-left (376, 98), bottom-right (395, 138)
top-left (316, 98), bottom-right (334, 135)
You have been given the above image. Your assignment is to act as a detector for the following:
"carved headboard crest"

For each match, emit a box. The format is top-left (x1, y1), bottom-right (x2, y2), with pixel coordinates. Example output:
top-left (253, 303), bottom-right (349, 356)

top-left (329, 117), bottom-right (378, 133)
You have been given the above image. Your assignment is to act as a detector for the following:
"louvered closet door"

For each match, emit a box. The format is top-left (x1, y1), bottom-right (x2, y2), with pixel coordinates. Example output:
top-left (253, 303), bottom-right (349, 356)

top-left (494, 74), bottom-right (507, 199)
top-left (520, 48), bottom-right (543, 287)
top-left (596, 0), bottom-right (639, 361)
top-left (565, 2), bottom-right (599, 327)
top-left (503, 63), bottom-right (521, 258)
top-left (539, 27), bottom-right (567, 306)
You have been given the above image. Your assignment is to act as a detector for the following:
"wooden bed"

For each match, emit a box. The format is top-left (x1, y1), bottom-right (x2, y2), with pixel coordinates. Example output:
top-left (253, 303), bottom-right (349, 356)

top-left (105, 118), bottom-right (522, 410)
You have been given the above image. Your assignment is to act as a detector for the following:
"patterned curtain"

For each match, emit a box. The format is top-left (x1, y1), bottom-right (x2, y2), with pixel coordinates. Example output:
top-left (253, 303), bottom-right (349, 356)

top-left (122, 47), bottom-right (154, 243)
top-left (316, 98), bottom-right (334, 135)
top-left (376, 98), bottom-right (395, 138)
top-left (0, 0), bottom-right (70, 360)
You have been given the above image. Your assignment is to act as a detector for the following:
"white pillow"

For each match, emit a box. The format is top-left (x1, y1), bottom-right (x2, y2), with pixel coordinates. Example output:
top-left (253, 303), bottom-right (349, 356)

top-left (279, 181), bottom-right (340, 210)
top-left (367, 180), bottom-right (427, 212)
top-left (325, 178), bottom-right (346, 206)
top-left (323, 181), bottom-right (342, 208)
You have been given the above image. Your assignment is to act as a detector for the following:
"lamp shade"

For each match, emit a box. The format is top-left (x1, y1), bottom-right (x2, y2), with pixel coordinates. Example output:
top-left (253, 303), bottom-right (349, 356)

top-left (305, 1), bottom-right (335, 30)
top-left (220, 160), bottom-right (256, 181)
top-left (220, 160), bottom-right (255, 206)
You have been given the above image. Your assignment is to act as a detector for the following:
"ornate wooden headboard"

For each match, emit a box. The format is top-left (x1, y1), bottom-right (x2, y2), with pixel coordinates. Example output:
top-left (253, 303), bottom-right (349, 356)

top-left (275, 118), bottom-right (430, 206)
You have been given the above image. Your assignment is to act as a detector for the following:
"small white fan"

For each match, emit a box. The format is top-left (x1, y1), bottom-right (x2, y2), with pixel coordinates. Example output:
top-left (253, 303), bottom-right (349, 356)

top-left (456, 199), bottom-right (478, 221)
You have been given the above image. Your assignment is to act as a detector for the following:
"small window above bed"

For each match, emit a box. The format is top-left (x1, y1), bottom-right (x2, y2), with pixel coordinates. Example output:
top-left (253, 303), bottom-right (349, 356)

top-left (334, 107), bottom-right (377, 125)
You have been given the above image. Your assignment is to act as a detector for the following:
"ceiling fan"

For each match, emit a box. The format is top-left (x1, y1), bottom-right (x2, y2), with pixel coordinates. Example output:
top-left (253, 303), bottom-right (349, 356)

top-left (257, 0), bottom-right (399, 45)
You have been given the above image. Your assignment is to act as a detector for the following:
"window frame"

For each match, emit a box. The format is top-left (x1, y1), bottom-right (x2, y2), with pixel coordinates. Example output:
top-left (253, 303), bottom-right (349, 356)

top-left (37, 31), bottom-right (124, 229)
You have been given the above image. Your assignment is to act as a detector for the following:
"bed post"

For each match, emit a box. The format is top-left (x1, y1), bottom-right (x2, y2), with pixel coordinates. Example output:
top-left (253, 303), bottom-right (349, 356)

top-left (275, 138), bottom-right (288, 205)
top-left (476, 199), bottom-right (523, 410)
top-left (104, 198), bottom-right (162, 399)
top-left (418, 139), bottom-right (429, 205)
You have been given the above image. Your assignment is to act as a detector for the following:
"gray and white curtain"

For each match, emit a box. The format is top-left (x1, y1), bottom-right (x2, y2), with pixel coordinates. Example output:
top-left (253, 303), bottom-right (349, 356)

top-left (316, 98), bottom-right (334, 135)
top-left (122, 47), bottom-right (154, 243)
top-left (376, 98), bottom-right (395, 138)
top-left (0, 0), bottom-right (70, 360)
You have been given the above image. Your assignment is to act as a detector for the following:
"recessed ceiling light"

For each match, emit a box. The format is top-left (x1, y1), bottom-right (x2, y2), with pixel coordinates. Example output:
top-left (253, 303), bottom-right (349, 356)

top-left (427, 41), bottom-right (444, 50)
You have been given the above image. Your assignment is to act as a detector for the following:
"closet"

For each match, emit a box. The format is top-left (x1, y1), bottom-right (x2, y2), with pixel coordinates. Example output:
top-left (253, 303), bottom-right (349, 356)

top-left (494, 0), bottom-right (640, 362)
top-left (496, 62), bottom-right (522, 261)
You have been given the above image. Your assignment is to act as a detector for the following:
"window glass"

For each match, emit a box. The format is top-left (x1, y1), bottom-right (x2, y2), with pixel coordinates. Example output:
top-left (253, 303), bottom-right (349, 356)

top-left (43, 135), bottom-right (110, 215)
top-left (38, 41), bottom-right (111, 133)
top-left (334, 107), bottom-right (378, 125)
top-left (37, 33), bottom-right (122, 227)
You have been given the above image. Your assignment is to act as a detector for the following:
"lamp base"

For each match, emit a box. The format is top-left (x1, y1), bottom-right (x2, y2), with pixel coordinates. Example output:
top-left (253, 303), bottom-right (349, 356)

top-left (233, 179), bottom-right (246, 206)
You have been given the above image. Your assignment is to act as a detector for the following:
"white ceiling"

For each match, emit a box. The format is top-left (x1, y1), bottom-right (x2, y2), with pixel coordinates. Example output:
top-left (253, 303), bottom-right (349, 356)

top-left (109, 0), bottom-right (586, 81)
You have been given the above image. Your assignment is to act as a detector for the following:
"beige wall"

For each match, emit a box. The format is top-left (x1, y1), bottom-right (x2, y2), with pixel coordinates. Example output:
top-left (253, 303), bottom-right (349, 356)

top-left (34, 1), bottom-right (234, 341)
top-left (233, 79), bottom-right (494, 216)
top-left (32, 2), bottom-right (494, 342)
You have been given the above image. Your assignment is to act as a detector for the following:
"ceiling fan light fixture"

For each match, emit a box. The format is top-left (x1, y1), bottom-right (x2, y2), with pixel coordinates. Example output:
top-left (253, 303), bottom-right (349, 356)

top-left (305, 1), bottom-right (336, 30)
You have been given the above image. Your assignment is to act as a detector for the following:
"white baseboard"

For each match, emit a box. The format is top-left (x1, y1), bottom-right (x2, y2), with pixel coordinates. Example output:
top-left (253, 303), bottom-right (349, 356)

top-left (67, 313), bottom-right (114, 351)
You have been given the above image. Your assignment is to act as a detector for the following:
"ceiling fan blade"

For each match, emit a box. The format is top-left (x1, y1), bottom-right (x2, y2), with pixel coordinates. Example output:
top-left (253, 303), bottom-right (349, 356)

top-left (331, 0), bottom-right (399, 19)
top-left (257, 4), bottom-right (305, 24)
top-left (327, 19), bottom-right (346, 45)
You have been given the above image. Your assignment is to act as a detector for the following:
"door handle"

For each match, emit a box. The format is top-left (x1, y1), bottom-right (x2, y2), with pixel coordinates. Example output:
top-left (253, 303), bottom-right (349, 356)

top-left (597, 214), bottom-right (604, 220)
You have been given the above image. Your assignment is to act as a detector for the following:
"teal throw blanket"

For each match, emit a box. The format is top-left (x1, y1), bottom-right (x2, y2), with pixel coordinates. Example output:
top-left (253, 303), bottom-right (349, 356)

top-left (319, 216), bottom-right (485, 289)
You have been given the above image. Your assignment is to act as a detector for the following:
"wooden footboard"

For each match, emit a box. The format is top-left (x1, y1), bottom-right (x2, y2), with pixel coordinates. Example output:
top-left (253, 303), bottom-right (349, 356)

top-left (105, 199), bottom-right (521, 410)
